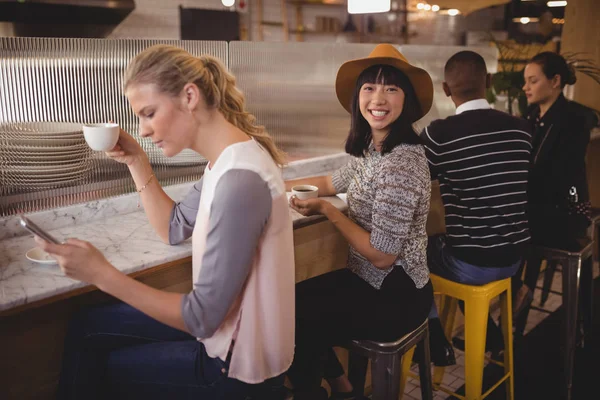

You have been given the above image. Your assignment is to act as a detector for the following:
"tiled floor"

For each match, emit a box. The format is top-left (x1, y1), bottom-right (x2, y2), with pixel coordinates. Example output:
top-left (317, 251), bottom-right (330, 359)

top-left (401, 261), bottom-right (599, 400)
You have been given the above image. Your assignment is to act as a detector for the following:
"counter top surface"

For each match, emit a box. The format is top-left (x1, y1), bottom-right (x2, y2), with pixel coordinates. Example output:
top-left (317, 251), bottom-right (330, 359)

top-left (0, 153), bottom-right (350, 313)
top-left (0, 193), bottom-right (347, 313)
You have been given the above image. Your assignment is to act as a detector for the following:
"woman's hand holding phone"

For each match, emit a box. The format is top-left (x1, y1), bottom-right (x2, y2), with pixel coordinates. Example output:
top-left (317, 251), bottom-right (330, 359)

top-left (20, 215), bottom-right (119, 285)
top-left (34, 237), bottom-right (118, 286)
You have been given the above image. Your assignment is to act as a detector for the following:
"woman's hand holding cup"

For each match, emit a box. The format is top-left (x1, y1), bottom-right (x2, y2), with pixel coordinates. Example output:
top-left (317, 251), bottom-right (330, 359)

top-left (105, 128), bottom-right (147, 166)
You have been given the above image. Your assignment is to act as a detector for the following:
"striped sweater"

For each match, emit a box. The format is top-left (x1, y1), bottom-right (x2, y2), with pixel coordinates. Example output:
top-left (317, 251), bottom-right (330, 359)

top-left (422, 105), bottom-right (532, 267)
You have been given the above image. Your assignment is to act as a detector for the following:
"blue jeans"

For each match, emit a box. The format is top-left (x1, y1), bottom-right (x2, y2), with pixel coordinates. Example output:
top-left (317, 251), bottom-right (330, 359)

top-left (57, 302), bottom-right (285, 400)
top-left (427, 235), bottom-right (521, 348)
top-left (427, 235), bottom-right (521, 291)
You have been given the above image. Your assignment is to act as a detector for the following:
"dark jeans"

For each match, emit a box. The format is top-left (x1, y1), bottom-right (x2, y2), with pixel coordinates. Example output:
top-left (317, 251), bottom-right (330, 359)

top-left (427, 236), bottom-right (521, 349)
top-left (286, 267), bottom-right (433, 392)
top-left (57, 302), bottom-right (285, 400)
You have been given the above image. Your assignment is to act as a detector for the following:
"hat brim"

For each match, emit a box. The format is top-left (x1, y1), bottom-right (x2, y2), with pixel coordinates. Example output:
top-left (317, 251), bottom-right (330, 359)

top-left (335, 57), bottom-right (434, 121)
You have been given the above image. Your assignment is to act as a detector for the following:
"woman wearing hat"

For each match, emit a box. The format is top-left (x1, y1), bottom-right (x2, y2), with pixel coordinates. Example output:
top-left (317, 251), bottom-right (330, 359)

top-left (284, 44), bottom-right (435, 399)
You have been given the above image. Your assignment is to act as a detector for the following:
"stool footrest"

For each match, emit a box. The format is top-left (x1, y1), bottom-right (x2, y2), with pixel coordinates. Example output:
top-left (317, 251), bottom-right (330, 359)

top-left (482, 372), bottom-right (511, 399)
top-left (418, 370), bottom-right (511, 400)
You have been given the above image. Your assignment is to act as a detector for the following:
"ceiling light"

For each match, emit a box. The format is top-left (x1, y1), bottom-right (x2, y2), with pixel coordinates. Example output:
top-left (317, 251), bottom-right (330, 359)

top-left (547, 1), bottom-right (567, 7)
top-left (512, 17), bottom-right (539, 23)
top-left (417, 3), bottom-right (425, 9)
top-left (348, 0), bottom-right (391, 14)
top-left (447, 9), bottom-right (459, 16)
top-left (432, 5), bottom-right (440, 12)
top-left (424, 4), bottom-right (432, 10)
top-left (221, 0), bottom-right (235, 6)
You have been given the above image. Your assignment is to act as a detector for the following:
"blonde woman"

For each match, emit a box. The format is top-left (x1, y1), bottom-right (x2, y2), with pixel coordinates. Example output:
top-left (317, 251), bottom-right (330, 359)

top-left (36, 45), bottom-right (294, 400)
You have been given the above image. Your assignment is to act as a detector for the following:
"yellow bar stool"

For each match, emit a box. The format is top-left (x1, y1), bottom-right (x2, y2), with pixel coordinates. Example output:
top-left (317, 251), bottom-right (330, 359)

top-left (402, 274), bottom-right (515, 400)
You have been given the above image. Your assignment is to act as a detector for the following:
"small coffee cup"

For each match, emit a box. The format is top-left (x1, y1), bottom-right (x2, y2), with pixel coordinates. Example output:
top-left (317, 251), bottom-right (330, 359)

top-left (291, 185), bottom-right (319, 200)
top-left (83, 123), bottom-right (120, 151)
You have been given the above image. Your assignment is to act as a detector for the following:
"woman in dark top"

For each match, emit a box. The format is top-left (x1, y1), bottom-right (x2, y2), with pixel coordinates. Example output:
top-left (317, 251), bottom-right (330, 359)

top-left (516, 51), bottom-right (597, 302)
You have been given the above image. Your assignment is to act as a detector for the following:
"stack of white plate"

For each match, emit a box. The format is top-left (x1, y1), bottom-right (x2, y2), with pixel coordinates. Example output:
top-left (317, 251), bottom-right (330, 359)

top-left (0, 122), bottom-right (93, 191)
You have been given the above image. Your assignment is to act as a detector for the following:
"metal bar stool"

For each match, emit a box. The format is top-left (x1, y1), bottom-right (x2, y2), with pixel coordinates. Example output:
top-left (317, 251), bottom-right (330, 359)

top-left (515, 240), bottom-right (594, 400)
top-left (345, 318), bottom-right (433, 400)
top-left (539, 211), bottom-right (600, 306)
top-left (429, 274), bottom-right (514, 400)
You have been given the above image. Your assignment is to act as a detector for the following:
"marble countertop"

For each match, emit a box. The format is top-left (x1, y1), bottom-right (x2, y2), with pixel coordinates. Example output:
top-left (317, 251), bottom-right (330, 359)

top-left (0, 153), bottom-right (350, 313)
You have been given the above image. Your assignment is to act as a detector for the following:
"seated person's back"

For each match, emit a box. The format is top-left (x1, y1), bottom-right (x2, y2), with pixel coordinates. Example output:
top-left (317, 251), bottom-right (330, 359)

top-left (421, 50), bottom-right (533, 366)
top-left (423, 106), bottom-right (532, 267)
top-left (422, 48), bottom-right (532, 268)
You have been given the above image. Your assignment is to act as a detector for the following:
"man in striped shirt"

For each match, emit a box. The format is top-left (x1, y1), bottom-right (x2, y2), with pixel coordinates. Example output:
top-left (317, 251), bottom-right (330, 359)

top-left (421, 51), bottom-right (532, 365)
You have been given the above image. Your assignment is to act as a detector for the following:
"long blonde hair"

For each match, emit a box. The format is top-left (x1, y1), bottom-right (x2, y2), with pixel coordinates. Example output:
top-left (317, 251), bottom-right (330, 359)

top-left (124, 44), bottom-right (287, 166)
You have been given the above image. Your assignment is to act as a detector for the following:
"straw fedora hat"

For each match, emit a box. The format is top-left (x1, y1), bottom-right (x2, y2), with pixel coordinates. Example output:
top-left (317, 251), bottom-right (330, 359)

top-left (335, 44), bottom-right (433, 120)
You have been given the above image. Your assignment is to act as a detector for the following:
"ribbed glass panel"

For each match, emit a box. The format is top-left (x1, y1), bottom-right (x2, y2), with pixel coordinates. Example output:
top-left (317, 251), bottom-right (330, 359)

top-left (228, 42), bottom-right (499, 159)
top-left (0, 39), bottom-right (498, 217)
top-left (229, 41), bottom-right (374, 161)
top-left (0, 38), bottom-right (226, 217)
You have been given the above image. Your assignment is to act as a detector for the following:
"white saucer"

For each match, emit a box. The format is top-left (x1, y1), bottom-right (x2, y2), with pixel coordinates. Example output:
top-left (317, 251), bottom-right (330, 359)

top-left (26, 247), bottom-right (58, 265)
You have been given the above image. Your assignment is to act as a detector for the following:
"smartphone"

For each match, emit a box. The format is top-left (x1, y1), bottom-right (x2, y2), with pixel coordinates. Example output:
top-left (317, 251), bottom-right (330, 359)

top-left (19, 215), bottom-right (62, 245)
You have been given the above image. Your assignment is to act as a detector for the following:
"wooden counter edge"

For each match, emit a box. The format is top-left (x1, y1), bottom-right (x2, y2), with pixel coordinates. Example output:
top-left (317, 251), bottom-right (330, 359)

top-left (0, 256), bottom-right (193, 318)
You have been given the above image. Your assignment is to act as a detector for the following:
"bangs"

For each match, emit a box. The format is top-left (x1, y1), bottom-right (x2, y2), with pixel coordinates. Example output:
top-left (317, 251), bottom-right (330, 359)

top-left (345, 62), bottom-right (422, 157)
top-left (356, 64), bottom-right (409, 88)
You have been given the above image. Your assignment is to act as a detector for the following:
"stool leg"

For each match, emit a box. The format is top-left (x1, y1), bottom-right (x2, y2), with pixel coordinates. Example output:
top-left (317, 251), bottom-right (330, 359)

top-left (541, 260), bottom-right (557, 306)
top-left (370, 352), bottom-right (401, 400)
top-left (579, 256), bottom-right (594, 347)
top-left (417, 329), bottom-right (434, 400)
top-left (348, 351), bottom-right (368, 398)
top-left (433, 296), bottom-right (458, 386)
top-left (399, 346), bottom-right (415, 399)
top-left (562, 256), bottom-right (581, 400)
top-left (499, 288), bottom-right (515, 400)
top-left (464, 298), bottom-right (490, 400)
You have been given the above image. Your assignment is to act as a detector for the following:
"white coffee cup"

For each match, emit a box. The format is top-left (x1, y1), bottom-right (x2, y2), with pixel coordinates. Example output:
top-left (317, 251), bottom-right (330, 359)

top-left (83, 123), bottom-right (120, 151)
top-left (292, 185), bottom-right (319, 200)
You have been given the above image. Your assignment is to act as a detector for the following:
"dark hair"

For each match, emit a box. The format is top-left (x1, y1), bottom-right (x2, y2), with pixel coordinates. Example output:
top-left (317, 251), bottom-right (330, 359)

top-left (444, 50), bottom-right (488, 99)
top-left (345, 64), bottom-right (422, 157)
top-left (444, 50), bottom-right (487, 78)
top-left (530, 51), bottom-right (577, 88)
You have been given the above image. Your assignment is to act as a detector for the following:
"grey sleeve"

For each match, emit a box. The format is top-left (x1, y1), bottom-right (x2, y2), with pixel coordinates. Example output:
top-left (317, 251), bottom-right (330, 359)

top-left (370, 153), bottom-right (427, 254)
top-left (331, 156), bottom-right (358, 193)
top-left (169, 178), bottom-right (204, 245)
top-left (181, 169), bottom-right (272, 339)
